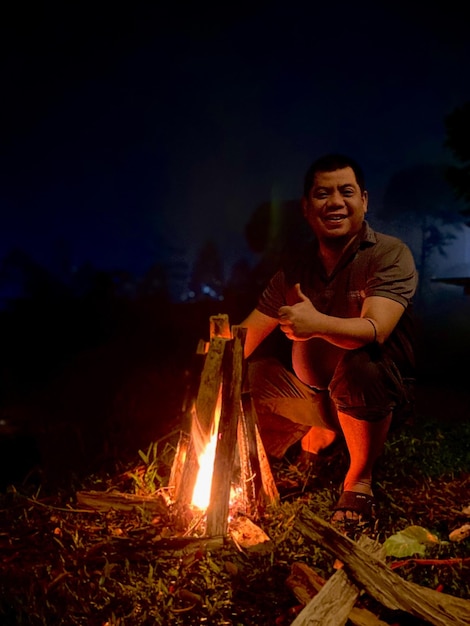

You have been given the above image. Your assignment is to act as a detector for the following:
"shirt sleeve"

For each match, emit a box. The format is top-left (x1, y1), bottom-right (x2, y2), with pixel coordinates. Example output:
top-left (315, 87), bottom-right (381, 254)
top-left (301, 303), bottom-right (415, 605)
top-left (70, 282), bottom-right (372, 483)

top-left (365, 240), bottom-right (418, 307)
top-left (255, 270), bottom-right (287, 318)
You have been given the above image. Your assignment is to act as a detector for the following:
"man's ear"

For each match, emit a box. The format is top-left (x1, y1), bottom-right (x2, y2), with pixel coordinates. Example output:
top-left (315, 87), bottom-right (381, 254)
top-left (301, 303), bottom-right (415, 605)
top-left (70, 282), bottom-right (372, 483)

top-left (363, 190), bottom-right (369, 214)
top-left (301, 196), bottom-right (308, 217)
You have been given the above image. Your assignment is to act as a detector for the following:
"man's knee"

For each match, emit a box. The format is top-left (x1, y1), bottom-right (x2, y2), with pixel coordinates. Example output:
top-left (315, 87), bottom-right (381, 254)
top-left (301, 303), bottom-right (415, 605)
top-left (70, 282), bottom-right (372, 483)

top-left (329, 347), bottom-right (405, 422)
top-left (246, 357), bottom-right (339, 430)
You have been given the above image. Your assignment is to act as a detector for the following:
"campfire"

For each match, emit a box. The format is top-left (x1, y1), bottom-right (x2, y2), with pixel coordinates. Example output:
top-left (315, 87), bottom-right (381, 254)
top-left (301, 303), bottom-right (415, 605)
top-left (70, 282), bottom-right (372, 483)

top-left (76, 314), bottom-right (278, 547)
top-left (167, 314), bottom-right (279, 538)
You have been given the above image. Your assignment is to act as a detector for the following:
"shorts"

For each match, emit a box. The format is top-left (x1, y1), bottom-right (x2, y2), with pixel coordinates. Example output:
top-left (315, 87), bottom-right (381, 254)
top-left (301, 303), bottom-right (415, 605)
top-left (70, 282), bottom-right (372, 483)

top-left (244, 345), bottom-right (415, 457)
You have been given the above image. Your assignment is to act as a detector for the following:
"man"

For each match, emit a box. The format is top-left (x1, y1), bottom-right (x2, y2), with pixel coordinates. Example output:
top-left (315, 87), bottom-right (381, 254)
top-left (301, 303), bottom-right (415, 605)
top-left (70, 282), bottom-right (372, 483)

top-left (241, 153), bottom-right (417, 532)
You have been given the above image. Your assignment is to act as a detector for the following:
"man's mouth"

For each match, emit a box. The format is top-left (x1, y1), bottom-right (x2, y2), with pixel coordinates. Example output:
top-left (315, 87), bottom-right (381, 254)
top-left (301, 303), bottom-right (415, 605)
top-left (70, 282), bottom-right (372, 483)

top-left (323, 214), bottom-right (346, 222)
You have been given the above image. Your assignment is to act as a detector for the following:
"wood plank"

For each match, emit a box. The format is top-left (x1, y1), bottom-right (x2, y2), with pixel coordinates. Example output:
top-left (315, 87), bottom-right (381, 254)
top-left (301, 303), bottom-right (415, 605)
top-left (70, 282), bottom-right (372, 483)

top-left (288, 540), bottom-right (389, 626)
top-left (296, 509), bottom-right (470, 626)
top-left (210, 314), bottom-right (231, 338)
top-left (238, 393), bottom-right (262, 517)
top-left (195, 336), bottom-right (227, 440)
top-left (242, 392), bottom-right (279, 515)
top-left (76, 490), bottom-right (169, 515)
top-left (254, 410), bottom-right (280, 506)
top-left (206, 327), bottom-right (246, 536)
top-left (291, 568), bottom-right (359, 626)
top-left (175, 337), bottom-right (227, 506)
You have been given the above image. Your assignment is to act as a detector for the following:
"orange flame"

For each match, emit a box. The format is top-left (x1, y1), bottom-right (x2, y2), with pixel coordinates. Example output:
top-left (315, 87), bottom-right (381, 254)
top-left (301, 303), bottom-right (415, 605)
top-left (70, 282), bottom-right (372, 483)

top-left (191, 432), bottom-right (217, 509)
top-left (190, 384), bottom-right (241, 511)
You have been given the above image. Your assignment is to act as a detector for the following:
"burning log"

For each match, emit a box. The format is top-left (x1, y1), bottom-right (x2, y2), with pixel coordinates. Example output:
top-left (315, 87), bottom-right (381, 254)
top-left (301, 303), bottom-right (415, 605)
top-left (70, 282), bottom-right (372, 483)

top-left (239, 391), bottom-right (279, 514)
top-left (170, 335), bottom-right (227, 506)
top-left (296, 509), bottom-right (470, 626)
top-left (205, 326), bottom-right (246, 536)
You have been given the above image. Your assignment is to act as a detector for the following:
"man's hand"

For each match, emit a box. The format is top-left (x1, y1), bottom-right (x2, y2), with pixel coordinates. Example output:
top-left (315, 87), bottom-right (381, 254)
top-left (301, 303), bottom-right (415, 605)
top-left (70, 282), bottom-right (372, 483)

top-left (278, 283), bottom-right (321, 340)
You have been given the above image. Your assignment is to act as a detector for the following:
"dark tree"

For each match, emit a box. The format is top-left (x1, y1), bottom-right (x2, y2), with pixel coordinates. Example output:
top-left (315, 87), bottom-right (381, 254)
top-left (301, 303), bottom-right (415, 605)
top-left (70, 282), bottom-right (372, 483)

top-left (378, 164), bottom-right (463, 300)
top-left (444, 101), bottom-right (470, 224)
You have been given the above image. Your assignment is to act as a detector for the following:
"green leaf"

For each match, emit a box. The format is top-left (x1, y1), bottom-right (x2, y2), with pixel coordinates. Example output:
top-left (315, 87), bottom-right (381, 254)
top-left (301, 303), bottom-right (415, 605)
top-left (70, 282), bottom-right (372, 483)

top-left (384, 525), bottom-right (440, 557)
top-left (138, 449), bottom-right (149, 464)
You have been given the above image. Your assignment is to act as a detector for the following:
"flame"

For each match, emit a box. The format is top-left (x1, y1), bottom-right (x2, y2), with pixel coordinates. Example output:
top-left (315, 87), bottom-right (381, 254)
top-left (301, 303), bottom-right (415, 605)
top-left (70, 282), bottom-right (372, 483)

top-left (190, 384), bottom-right (240, 512)
top-left (191, 432), bottom-right (217, 509)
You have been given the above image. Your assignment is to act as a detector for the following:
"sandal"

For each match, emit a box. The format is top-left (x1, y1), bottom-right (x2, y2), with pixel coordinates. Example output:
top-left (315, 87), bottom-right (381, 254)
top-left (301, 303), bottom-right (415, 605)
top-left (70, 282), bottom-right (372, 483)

top-left (330, 490), bottom-right (377, 534)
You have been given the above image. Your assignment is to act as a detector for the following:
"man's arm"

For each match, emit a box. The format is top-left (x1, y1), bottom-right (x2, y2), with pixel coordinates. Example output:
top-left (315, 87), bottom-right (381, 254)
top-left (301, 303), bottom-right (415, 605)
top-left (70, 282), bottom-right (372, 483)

top-left (278, 284), bottom-right (405, 348)
top-left (240, 309), bottom-right (279, 358)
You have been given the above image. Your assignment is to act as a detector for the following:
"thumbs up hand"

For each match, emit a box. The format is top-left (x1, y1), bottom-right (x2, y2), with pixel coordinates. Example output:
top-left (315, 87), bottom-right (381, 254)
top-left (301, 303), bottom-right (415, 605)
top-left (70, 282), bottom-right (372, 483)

top-left (278, 283), bottom-right (320, 340)
top-left (292, 282), bottom-right (309, 304)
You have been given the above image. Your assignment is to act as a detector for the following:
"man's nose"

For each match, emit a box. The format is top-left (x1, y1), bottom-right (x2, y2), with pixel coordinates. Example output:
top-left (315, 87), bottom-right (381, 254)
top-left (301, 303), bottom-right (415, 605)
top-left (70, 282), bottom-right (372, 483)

top-left (327, 190), bottom-right (345, 206)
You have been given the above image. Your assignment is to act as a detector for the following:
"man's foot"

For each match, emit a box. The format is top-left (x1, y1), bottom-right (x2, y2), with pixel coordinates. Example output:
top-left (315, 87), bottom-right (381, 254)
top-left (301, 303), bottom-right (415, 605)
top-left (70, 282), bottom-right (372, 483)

top-left (330, 490), bottom-right (377, 535)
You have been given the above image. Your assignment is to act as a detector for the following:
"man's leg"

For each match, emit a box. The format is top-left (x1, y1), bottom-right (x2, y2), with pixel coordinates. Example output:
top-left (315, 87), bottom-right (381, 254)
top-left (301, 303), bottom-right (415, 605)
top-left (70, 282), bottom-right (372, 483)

top-left (331, 411), bottom-right (391, 524)
top-left (246, 357), bottom-right (339, 459)
top-left (300, 425), bottom-right (338, 455)
top-left (329, 346), bottom-right (409, 526)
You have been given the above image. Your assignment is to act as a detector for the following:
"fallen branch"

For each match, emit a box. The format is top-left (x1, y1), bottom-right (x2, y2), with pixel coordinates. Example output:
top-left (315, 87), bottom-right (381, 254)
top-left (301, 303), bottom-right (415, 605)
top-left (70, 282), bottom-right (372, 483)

top-left (390, 557), bottom-right (470, 570)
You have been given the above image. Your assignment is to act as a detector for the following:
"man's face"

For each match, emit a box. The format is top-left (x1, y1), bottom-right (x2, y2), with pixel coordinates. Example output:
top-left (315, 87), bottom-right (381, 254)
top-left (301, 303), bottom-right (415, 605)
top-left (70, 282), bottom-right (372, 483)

top-left (301, 166), bottom-right (368, 242)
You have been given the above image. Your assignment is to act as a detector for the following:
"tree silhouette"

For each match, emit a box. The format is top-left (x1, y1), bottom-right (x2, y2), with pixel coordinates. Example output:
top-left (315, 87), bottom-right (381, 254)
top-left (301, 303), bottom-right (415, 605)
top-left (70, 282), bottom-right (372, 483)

top-left (378, 164), bottom-right (463, 301)
top-left (444, 101), bottom-right (470, 224)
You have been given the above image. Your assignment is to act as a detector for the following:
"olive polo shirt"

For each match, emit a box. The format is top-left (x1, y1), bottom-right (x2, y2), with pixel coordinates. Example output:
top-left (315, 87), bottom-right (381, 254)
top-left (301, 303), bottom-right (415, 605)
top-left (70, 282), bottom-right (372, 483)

top-left (255, 221), bottom-right (418, 388)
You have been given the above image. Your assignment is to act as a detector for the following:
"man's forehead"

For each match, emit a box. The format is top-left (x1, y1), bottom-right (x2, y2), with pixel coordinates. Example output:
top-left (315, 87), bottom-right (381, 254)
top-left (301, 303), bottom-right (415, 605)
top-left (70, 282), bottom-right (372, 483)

top-left (312, 167), bottom-right (357, 187)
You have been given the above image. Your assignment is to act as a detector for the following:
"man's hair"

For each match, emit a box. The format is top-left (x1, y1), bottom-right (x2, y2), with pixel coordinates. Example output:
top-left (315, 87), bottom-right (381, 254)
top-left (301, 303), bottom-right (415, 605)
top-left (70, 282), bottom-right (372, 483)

top-left (303, 153), bottom-right (366, 197)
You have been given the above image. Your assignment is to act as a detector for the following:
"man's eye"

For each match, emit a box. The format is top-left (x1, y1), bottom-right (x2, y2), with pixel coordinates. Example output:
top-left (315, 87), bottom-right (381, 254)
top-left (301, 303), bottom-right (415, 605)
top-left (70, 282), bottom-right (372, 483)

top-left (314, 192), bottom-right (328, 199)
top-left (343, 189), bottom-right (355, 197)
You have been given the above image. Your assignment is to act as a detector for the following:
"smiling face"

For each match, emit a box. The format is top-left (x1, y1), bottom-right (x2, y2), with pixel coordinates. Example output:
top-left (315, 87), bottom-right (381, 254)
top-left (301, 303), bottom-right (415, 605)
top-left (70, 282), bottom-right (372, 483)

top-left (301, 166), bottom-right (368, 244)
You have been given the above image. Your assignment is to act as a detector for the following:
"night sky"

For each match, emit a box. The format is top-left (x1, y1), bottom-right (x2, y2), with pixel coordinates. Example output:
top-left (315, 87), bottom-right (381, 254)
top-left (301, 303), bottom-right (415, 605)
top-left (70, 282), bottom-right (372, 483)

top-left (2, 1), bottom-right (470, 298)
